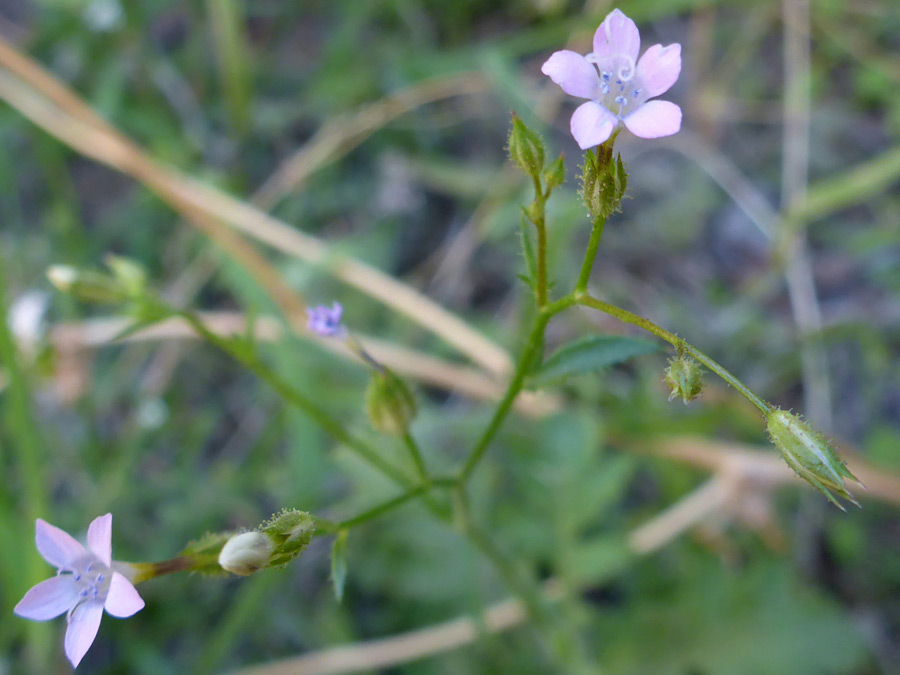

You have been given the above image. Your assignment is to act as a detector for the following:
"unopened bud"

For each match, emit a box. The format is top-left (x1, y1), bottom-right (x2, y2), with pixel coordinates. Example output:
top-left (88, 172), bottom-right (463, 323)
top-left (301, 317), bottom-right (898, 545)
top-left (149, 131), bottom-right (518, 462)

top-left (508, 113), bottom-right (545, 178)
top-left (47, 265), bottom-right (77, 292)
top-left (218, 531), bottom-right (275, 576)
top-left (665, 355), bottom-right (704, 404)
top-left (47, 265), bottom-right (122, 303)
top-left (766, 408), bottom-right (861, 509)
top-left (366, 368), bottom-right (417, 435)
top-left (542, 154), bottom-right (566, 192)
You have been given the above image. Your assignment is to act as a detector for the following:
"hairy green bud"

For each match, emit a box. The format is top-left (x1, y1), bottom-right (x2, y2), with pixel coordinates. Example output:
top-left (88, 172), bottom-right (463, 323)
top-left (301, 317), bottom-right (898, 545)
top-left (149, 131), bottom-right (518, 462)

top-left (365, 368), bottom-right (417, 435)
top-left (507, 113), bottom-right (545, 178)
top-left (766, 409), bottom-right (861, 509)
top-left (542, 153), bottom-right (566, 192)
top-left (665, 355), bottom-right (704, 404)
top-left (581, 140), bottom-right (627, 220)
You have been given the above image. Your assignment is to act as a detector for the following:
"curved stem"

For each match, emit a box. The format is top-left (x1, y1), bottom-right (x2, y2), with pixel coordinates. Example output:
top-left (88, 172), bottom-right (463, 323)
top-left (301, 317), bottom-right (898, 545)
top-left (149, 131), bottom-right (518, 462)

top-left (577, 294), bottom-right (771, 414)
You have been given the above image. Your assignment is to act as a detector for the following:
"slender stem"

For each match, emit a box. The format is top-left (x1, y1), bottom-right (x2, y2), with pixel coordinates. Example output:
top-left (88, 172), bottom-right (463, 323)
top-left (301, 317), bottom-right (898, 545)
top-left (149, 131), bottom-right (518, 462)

top-left (459, 296), bottom-right (575, 481)
top-left (402, 430), bottom-right (429, 482)
top-left (531, 175), bottom-right (548, 308)
top-left (174, 308), bottom-right (414, 487)
top-left (577, 294), bottom-right (771, 414)
top-left (574, 214), bottom-right (606, 295)
top-left (338, 478), bottom-right (455, 530)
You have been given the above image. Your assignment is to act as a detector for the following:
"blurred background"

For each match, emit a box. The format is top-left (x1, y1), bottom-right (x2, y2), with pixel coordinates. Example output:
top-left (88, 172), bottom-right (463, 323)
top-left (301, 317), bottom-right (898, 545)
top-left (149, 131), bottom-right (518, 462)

top-left (1, 0), bottom-right (900, 673)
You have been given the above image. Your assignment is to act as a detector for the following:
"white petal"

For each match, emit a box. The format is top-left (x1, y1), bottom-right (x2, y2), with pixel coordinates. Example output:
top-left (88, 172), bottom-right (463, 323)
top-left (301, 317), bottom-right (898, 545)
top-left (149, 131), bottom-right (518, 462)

top-left (570, 102), bottom-right (617, 150)
top-left (104, 572), bottom-right (145, 618)
top-left (592, 9), bottom-right (640, 64)
top-left (65, 601), bottom-right (104, 668)
top-left (87, 514), bottom-right (112, 567)
top-left (624, 100), bottom-right (682, 139)
top-left (35, 519), bottom-right (86, 570)
top-left (541, 50), bottom-right (600, 99)
top-left (14, 576), bottom-right (78, 620)
top-left (635, 43), bottom-right (682, 98)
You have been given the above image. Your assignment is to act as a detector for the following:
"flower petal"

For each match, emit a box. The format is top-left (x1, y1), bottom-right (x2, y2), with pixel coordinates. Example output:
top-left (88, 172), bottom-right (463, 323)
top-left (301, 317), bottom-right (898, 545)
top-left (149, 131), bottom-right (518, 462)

top-left (541, 50), bottom-right (600, 100)
top-left (65, 601), bottom-right (104, 668)
top-left (624, 100), bottom-right (682, 138)
top-left (592, 9), bottom-right (640, 64)
top-left (104, 572), bottom-right (145, 618)
top-left (570, 102), bottom-right (617, 150)
top-left (87, 514), bottom-right (112, 567)
top-left (14, 576), bottom-right (78, 621)
top-left (635, 43), bottom-right (681, 98)
top-left (35, 519), bottom-right (86, 570)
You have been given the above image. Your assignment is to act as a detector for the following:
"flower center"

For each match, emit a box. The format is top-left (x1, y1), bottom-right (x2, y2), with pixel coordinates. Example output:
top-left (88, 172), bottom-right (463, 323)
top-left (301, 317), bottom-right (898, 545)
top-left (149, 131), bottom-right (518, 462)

top-left (68, 555), bottom-right (111, 608)
top-left (585, 54), bottom-right (647, 119)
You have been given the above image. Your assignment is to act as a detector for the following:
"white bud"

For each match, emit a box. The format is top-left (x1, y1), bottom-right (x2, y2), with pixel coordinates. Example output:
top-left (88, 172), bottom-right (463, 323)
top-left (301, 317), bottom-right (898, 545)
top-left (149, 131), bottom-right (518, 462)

top-left (47, 265), bottom-right (77, 291)
top-left (218, 531), bottom-right (274, 576)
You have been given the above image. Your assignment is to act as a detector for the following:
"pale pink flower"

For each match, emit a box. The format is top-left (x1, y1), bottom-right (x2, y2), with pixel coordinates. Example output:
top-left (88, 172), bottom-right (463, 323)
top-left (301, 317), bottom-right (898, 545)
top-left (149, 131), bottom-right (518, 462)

top-left (541, 8), bottom-right (682, 149)
top-left (14, 514), bottom-right (145, 668)
top-left (306, 302), bottom-right (345, 337)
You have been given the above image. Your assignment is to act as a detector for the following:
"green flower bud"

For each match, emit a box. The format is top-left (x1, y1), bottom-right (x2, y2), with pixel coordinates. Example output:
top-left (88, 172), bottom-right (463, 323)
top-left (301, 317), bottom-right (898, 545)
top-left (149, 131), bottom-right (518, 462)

top-left (218, 531), bottom-right (275, 576)
top-left (665, 355), bottom-right (704, 404)
top-left (766, 408), bottom-right (861, 509)
top-left (542, 153), bottom-right (566, 192)
top-left (259, 509), bottom-right (316, 567)
top-left (105, 254), bottom-right (147, 297)
top-left (365, 368), bottom-right (417, 435)
top-left (47, 265), bottom-right (123, 303)
top-left (580, 140), bottom-right (627, 220)
top-left (507, 113), bottom-right (545, 178)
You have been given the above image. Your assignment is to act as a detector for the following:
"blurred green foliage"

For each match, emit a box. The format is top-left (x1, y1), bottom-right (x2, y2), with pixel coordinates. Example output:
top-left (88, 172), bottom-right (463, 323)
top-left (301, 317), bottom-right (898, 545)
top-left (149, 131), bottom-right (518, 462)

top-left (1, 0), bottom-right (900, 673)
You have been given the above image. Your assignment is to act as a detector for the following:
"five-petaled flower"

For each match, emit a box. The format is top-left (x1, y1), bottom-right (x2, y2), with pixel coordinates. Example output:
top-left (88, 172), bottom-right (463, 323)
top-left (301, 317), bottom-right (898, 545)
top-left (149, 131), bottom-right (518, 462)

top-left (14, 514), bottom-right (145, 668)
top-left (307, 302), bottom-right (345, 337)
top-left (542, 8), bottom-right (682, 149)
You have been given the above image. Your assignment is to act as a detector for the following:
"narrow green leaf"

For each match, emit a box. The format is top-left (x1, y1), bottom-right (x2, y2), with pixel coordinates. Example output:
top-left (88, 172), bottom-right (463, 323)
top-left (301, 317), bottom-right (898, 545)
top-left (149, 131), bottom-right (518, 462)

top-left (531, 335), bottom-right (659, 385)
top-left (330, 530), bottom-right (349, 602)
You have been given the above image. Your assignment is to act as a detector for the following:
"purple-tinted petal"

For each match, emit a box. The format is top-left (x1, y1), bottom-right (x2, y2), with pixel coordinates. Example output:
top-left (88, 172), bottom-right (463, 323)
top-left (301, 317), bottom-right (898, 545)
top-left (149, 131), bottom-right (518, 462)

top-left (104, 573), bottom-right (144, 618)
top-left (624, 100), bottom-right (682, 139)
top-left (14, 576), bottom-right (78, 621)
top-left (65, 601), bottom-right (104, 668)
top-left (87, 514), bottom-right (112, 567)
top-left (541, 50), bottom-right (600, 100)
top-left (35, 519), bottom-right (86, 570)
top-left (635, 43), bottom-right (681, 98)
top-left (592, 9), bottom-right (640, 64)
top-left (570, 102), bottom-right (617, 150)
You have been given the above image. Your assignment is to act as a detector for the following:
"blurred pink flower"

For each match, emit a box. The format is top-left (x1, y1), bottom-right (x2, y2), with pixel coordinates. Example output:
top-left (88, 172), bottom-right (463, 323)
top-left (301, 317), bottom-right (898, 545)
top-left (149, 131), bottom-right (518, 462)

top-left (306, 302), bottom-right (345, 337)
top-left (541, 9), bottom-right (682, 149)
top-left (14, 514), bottom-right (144, 668)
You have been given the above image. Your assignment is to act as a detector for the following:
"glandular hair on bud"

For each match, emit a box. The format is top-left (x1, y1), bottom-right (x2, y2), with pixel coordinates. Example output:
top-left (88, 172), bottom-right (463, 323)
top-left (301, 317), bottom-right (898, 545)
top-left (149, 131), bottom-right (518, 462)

top-left (766, 408), bottom-right (861, 509)
top-left (366, 368), bottom-right (417, 435)
top-left (218, 531), bottom-right (274, 576)
top-left (665, 355), bottom-right (704, 404)
top-left (580, 142), bottom-right (627, 220)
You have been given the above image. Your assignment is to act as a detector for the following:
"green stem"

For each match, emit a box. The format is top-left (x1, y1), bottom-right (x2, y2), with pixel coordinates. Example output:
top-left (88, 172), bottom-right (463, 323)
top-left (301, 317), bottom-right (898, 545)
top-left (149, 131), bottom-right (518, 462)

top-left (459, 296), bottom-right (574, 481)
top-left (575, 214), bottom-right (606, 295)
top-left (174, 309), bottom-right (414, 488)
top-left (337, 478), bottom-right (455, 530)
top-left (577, 294), bottom-right (771, 414)
top-left (531, 175), bottom-right (548, 308)
top-left (402, 430), bottom-right (429, 483)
